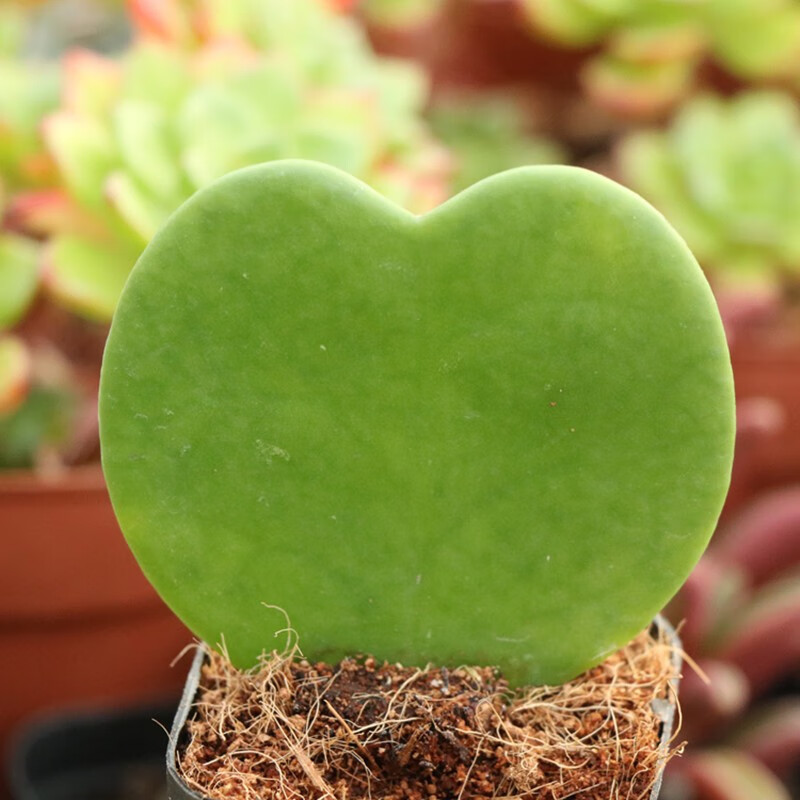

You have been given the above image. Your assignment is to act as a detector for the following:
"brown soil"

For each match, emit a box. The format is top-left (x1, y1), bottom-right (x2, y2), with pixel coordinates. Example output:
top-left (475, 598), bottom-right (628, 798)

top-left (178, 629), bottom-right (680, 800)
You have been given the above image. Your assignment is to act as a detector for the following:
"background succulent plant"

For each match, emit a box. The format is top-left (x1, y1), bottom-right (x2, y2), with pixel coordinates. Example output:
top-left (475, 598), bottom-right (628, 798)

top-left (617, 91), bottom-right (800, 295)
top-left (0, 5), bottom-right (82, 470)
top-left (523, 0), bottom-right (800, 116)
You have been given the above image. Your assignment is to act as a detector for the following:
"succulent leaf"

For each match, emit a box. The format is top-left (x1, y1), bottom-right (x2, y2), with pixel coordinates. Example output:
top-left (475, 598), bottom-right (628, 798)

top-left (99, 161), bottom-right (734, 683)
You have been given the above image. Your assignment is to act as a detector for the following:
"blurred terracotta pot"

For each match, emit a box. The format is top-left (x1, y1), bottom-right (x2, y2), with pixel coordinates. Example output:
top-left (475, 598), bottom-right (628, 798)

top-left (0, 465), bottom-right (190, 761)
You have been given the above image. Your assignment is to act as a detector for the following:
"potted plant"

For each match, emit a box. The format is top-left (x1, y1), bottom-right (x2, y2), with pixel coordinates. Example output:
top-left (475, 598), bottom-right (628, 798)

top-left (98, 159), bottom-right (735, 797)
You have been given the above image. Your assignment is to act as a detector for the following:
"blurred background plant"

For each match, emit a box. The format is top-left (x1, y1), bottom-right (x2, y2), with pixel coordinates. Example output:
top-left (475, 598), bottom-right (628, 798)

top-left (522, 0), bottom-right (800, 117)
top-left (0, 4), bottom-right (82, 471)
top-left (2, 0), bottom-right (800, 798)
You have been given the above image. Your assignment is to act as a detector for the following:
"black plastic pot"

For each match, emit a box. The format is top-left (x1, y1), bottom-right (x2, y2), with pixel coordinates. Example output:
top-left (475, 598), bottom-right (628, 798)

top-left (165, 617), bottom-right (682, 800)
top-left (7, 701), bottom-right (177, 800)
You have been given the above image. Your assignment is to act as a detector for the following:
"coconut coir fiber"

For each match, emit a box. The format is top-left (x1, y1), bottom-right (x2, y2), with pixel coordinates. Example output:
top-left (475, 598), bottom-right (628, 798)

top-left (178, 628), bottom-right (680, 800)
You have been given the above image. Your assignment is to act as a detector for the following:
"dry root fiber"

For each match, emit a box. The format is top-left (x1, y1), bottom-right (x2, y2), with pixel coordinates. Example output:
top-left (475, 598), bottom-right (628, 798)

top-left (178, 629), bottom-right (681, 800)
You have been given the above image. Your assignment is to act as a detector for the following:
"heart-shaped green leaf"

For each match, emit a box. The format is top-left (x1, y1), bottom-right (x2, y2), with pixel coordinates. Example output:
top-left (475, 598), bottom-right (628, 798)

top-left (99, 161), bottom-right (734, 685)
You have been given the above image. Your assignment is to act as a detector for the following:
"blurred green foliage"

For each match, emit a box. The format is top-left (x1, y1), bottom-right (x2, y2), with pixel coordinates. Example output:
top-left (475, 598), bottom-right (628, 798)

top-left (524, 0), bottom-right (800, 116)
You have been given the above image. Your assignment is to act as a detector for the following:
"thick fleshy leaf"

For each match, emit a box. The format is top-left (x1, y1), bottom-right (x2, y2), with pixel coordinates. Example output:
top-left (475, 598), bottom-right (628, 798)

top-left (43, 234), bottom-right (136, 322)
top-left (100, 162), bottom-right (734, 683)
top-left (0, 234), bottom-right (39, 330)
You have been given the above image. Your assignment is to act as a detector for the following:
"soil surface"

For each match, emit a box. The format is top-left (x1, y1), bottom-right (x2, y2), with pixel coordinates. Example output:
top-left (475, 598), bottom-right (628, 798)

top-left (178, 629), bottom-right (679, 800)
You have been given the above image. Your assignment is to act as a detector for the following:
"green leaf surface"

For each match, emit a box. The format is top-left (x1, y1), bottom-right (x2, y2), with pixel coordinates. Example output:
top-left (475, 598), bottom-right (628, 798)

top-left (99, 161), bottom-right (734, 685)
